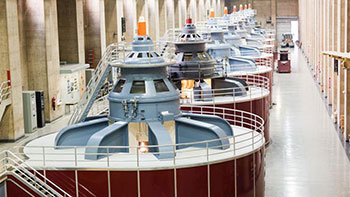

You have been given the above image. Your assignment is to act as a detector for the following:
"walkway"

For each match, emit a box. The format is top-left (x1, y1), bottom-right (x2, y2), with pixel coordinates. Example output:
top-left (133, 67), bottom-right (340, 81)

top-left (266, 48), bottom-right (350, 197)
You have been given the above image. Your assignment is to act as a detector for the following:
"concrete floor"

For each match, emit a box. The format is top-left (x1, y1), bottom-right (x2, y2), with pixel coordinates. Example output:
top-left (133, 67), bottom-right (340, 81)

top-left (265, 48), bottom-right (350, 197)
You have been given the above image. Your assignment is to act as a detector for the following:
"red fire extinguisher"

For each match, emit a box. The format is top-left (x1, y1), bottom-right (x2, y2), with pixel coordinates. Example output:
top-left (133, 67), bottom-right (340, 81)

top-left (52, 97), bottom-right (56, 111)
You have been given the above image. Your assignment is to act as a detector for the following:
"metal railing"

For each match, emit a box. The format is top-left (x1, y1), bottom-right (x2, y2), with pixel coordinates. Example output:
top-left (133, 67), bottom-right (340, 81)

top-left (69, 28), bottom-right (275, 125)
top-left (16, 106), bottom-right (264, 169)
top-left (0, 80), bottom-right (11, 105)
top-left (254, 54), bottom-right (274, 68)
top-left (86, 74), bottom-right (269, 116)
top-left (107, 42), bottom-right (176, 66)
top-left (179, 74), bottom-right (270, 105)
top-left (168, 61), bottom-right (224, 80)
top-left (0, 150), bottom-right (71, 197)
top-left (68, 44), bottom-right (116, 125)
top-left (88, 94), bottom-right (109, 116)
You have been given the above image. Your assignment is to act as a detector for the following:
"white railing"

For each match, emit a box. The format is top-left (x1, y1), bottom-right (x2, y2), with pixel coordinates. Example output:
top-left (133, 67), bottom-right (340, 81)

top-left (107, 42), bottom-right (176, 67)
top-left (15, 106), bottom-right (264, 169)
top-left (88, 94), bottom-right (109, 116)
top-left (159, 28), bottom-right (183, 43)
top-left (0, 80), bottom-right (11, 104)
top-left (168, 62), bottom-right (224, 80)
top-left (179, 74), bottom-right (270, 105)
top-left (87, 74), bottom-right (269, 116)
top-left (0, 150), bottom-right (71, 197)
top-left (254, 53), bottom-right (274, 68)
top-left (68, 44), bottom-right (117, 125)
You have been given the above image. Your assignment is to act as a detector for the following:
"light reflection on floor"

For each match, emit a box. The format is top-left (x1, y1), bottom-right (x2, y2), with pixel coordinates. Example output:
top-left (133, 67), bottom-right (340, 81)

top-left (265, 48), bottom-right (350, 197)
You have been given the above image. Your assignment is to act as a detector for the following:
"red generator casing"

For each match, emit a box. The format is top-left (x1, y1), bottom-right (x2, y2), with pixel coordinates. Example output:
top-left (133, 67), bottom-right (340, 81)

top-left (277, 50), bottom-right (291, 73)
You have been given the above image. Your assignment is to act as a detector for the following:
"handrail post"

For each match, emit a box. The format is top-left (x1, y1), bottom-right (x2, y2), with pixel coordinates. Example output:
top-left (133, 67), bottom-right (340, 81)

top-left (233, 136), bottom-right (236, 156)
top-left (4, 151), bottom-right (8, 172)
top-left (42, 147), bottom-right (46, 167)
top-left (206, 142), bottom-right (209, 162)
top-left (74, 147), bottom-right (77, 167)
top-left (107, 147), bottom-right (110, 167)
top-left (136, 147), bottom-right (140, 168)
top-left (252, 116), bottom-right (255, 149)
top-left (173, 144), bottom-right (176, 166)
top-left (34, 170), bottom-right (37, 188)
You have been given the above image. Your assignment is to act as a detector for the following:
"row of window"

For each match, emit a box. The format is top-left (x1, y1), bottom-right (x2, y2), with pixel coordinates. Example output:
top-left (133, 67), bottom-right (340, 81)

top-left (137, 36), bottom-right (151, 41)
top-left (209, 40), bottom-right (226, 44)
top-left (113, 79), bottom-right (172, 94)
top-left (127, 52), bottom-right (160, 59)
top-left (182, 52), bottom-right (211, 61)
top-left (180, 33), bottom-right (202, 39)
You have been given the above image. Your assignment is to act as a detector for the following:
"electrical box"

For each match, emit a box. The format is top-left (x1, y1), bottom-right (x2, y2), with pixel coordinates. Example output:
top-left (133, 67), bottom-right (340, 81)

top-left (121, 17), bottom-right (126, 33)
top-left (23, 91), bottom-right (37, 133)
top-left (35, 90), bottom-right (45, 128)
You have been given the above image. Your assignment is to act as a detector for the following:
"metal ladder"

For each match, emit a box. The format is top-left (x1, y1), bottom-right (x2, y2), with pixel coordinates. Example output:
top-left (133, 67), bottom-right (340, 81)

top-left (0, 80), bottom-right (11, 121)
top-left (0, 150), bottom-right (71, 197)
top-left (68, 45), bottom-right (116, 125)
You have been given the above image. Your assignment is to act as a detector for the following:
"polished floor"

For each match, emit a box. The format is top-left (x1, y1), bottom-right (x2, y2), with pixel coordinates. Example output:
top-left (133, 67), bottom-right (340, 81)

top-left (265, 48), bottom-right (350, 197)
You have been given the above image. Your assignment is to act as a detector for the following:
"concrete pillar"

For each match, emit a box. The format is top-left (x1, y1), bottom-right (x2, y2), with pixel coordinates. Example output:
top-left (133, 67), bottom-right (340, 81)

top-left (124, 0), bottom-right (137, 41)
top-left (205, 0), bottom-right (210, 20)
top-left (166, 0), bottom-right (175, 31)
top-left (322, 0), bottom-right (326, 94)
top-left (0, 0), bottom-right (25, 140)
top-left (44, 0), bottom-right (63, 121)
top-left (174, 0), bottom-right (179, 28)
top-left (159, 0), bottom-right (167, 38)
top-left (76, 0), bottom-right (85, 64)
top-left (345, 63), bottom-right (350, 141)
top-left (344, 0), bottom-right (350, 140)
top-left (332, 0), bottom-right (338, 115)
top-left (84, 0), bottom-right (102, 67)
top-left (197, 0), bottom-right (204, 21)
top-left (116, 0), bottom-right (124, 42)
top-left (104, 0), bottom-right (118, 46)
top-left (189, 0), bottom-right (197, 22)
top-left (327, 0), bottom-right (332, 104)
top-left (211, 0), bottom-right (216, 14)
top-left (148, 0), bottom-right (160, 40)
top-left (17, 0), bottom-right (63, 122)
top-left (100, 0), bottom-right (106, 53)
top-left (137, 0), bottom-right (146, 31)
top-left (17, 0), bottom-right (28, 90)
top-left (336, 0), bottom-right (345, 127)
top-left (178, 0), bottom-right (187, 28)
top-left (57, 0), bottom-right (79, 63)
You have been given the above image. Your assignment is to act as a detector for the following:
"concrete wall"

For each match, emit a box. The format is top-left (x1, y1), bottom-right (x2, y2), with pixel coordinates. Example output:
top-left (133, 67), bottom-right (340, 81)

top-left (57, 0), bottom-right (79, 63)
top-left (17, 0), bottom-right (28, 90)
top-left (225, 0), bottom-right (298, 26)
top-left (84, 0), bottom-right (101, 68)
top-left (277, 0), bottom-right (298, 17)
top-left (0, 0), bottom-right (24, 141)
top-left (105, 0), bottom-right (118, 46)
top-left (18, 0), bottom-right (63, 123)
top-left (0, 0), bottom-right (13, 140)
top-left (299, 0), bottom-right (350, 139)
top-left (0, 1), bottom-right (10, 82)
top-left (124, 0), bottom-right (137, 42)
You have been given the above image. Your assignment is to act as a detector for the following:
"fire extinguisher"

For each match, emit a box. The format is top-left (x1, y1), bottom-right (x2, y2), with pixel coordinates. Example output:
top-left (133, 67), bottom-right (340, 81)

top-left (52, 97), bottom-right (56, 111)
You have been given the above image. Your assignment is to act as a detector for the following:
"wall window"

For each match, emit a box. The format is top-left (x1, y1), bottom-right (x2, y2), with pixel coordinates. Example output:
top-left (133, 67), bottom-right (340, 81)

top-left (130, 80), bottom-right (146, 94)
top-left (154, 79), bottom-right (169, 93)
top-left (113, 79), bottom-right (126, 93)
top-left (183, 53), bottom-right (193, 61)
